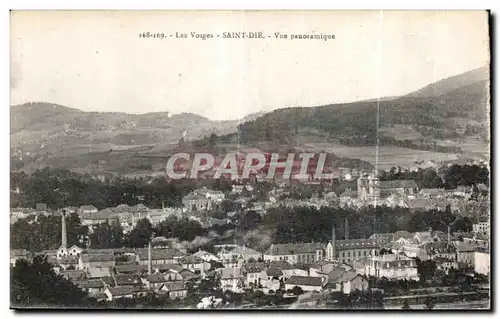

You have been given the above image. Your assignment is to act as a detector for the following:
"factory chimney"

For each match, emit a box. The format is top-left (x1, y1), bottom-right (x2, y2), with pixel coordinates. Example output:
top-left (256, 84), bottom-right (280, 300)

top-left (344, 218), bottom-right (349, 240)
top-left (148, 240), bottom-right (152, 275)
top-left (447, 225), bottom-right (451, 246)
top-left (61, 210), bottom-right (67, 248)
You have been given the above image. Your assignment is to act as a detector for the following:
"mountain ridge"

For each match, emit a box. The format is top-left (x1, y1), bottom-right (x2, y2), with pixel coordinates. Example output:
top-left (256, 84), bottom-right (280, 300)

top-left (10, 66), bottom-right (489, 174)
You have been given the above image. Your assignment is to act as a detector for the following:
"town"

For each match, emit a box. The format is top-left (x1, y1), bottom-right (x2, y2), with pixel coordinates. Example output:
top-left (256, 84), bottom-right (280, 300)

top-left (10, 161), bottom-right (490, 309)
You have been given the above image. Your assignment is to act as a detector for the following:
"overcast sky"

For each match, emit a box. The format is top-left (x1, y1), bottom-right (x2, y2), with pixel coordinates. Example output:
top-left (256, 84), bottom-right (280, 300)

top-left (10, 11), bottom-right (489, 120)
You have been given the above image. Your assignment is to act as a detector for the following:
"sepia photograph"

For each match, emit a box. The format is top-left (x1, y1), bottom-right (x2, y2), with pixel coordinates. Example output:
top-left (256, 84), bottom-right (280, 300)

top-left (9, 10), bottom-right (491, 310)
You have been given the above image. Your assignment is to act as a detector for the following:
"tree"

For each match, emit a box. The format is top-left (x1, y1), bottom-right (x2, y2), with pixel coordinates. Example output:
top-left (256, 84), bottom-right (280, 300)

top-left (11, 213), bottom-right (88, 252)
top-left (11, 255), bottom-right (94, 307)
top-left (401, 299), bottom-right (411, 309)
top-left (208, 133), bottom-right (218, 153)
top-left (66, 213), bottom-right (88, 247)
top-left (379, 248), bottom-right (392, 255)
top-left (219, 199), bottom-right (235, 213)
top-left (291, 286), bottom-right (303, 296)
top-left (124, 218), bottom-right (154, 248)
top-left (239, 210), bottom-right (262, 231)
top-left (416, 259), bottom-right (437, 282)
top-left (424, 297), bottom-right (436, 309)
top-left (90, 220), bottom-right (123, 249)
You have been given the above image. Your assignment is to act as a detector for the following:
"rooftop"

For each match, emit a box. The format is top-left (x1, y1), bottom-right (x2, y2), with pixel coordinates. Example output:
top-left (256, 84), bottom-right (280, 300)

top-left (136, 248), bottom-right (184, 261)
top-left (335, 239), bottom-right (379, 249)
top-left (285, 276), bottom-right (324, 287)
top-left (81, 253), bottom-right (115, 263)
top-left (371, 254), bottom-right (414, 262)
top-left (217, 267), bottom-right (243, 280)
top-left (379, 180), bottom-right (418, 189)
top-left (264, 242), bottom-right (324, 255)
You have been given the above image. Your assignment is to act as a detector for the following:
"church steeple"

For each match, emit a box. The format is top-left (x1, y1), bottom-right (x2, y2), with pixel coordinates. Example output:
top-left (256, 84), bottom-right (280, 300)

top-left (331, 222), bottom-right (336, 261)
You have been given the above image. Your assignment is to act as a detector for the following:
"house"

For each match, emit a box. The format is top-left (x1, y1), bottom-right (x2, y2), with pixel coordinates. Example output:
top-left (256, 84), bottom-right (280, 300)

top-left (192, 249), bottom-right (220, 263)
top-left (89, 292), bottom-right (108, 302)
top-left (78, 205), bottom-right (98, 215)
top-left (419, 188), bottom-right (448, 198)
top-left (179, 269), bottom-right (201, 282)
top-left (115, 264), bottom-right (149, 274)
top-left (78, 253), bottom-right (115, 270)
top-left (142, 274), bottom-right (169, 290)
top-left (136, 248), bottom-right (184, 265)
top-left (309, 261), bottom-right (346, 278)
top-left (60, 270), bottom-right (87, 282)
top-left (463, 235), bottom-right (489, 249)
top-left (114, 274), bottom-right (143, 287)
top-left (194, 187), bottom-right (226, 202)
top-left (81, 214), bottom-right (109, 227)
top-left (58, 245), bottom-right (84, 259)
top-left (456, 243), bottom-right (476, 266)
top-left (155, 263), bottom-right (185, 274)
top-left (268, 260), bottom-right (308, 280)
top-left (56, 255), bottom-right (80, 270)
top-left (378, 180), bottom-right (418, 197)
top-left (178, 255), bottom-right (211, 274)
top-left (104, 286), bottom-right (135, 301)
top-left (163, 269), bottom-right (184, 282)
top-left (217, 247), bottom-right (244, 268)
top-left (36, 203), bottom-right (48, 212)
top-left (78, 279), bottom-right (105, 295)
top-left (412, 231), bottom-right (435, 244)
top-left (158, 282), bottom-right (188, 300)
top-left (227, 245), bottom-right (263, 262)
top-left (284, 275), bottom-right (327, 292)
top-left (327, 270), bottom-right (369, 294)
top-left (404, 198), bottom-right (433, 212)
top-left (326, 239), bottom-right (380, 265)
top-left (437, 260), bottom-right (460, 274)
top-left (263, 243), bottom-right (324, 264)
top-left (10, 249), bottom-right (31, 266)
top-left (87, 267), bottom-right (112, 279)
top-left (423, 242), bottom-right (456, 261)
top-left (216, 267), bottom-right (244, 292)
top-left (182, 194), bottom-right (211, 212)
top-left (365, 254), bottom-right (419, 281)
top-left (474, 249), bottom-right (490, 276)
top-left (369, 233), bottom-right (395, 247)
top-left (473, 222), bottom-right (490, 235)
top-left (67, 245), bottom-right (84, 257)
top-left (242, 262), bottom-right (267, 287)
top-left (146, 210), bottom-right (172, 226)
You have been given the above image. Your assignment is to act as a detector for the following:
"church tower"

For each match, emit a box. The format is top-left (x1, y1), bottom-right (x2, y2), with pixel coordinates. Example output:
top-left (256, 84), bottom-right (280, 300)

top-left (331, 222), bottom-right (336, 261)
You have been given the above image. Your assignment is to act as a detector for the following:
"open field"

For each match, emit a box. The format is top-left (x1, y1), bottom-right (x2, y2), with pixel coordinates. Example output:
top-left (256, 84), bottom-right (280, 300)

top-left (304, 143), bottom-right (461, 170)
top-left (437, 138), bottom-right (489, 158)
top-left (379, 125), bottom-right (424, 141)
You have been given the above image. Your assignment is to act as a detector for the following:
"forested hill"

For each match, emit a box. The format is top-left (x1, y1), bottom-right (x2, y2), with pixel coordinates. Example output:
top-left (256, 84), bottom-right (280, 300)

top-left (221, 66), bottom-right (489, 146)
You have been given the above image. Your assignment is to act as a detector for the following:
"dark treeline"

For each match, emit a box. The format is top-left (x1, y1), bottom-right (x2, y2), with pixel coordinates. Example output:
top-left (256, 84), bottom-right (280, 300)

top-left (378, 164), bottom-right (489, 190)
top-left (11, 255), bottom-right (178, 308)
top-left (10, 213), bottom-right (87, 252)
top-left (10, 213), bottom-right (207, 252)
top-left (443, 164), bottom-right (489, 189)
top-left (11, 202), bottom-right (473, 253)
top-left (11, 255), bottom-right (95, 308)
top-left (263, 205), bottom-right (472, 244)
top-left (339, 136), bottom-right (463, 154)
top-left (10, 167), bottom-right (233, 210)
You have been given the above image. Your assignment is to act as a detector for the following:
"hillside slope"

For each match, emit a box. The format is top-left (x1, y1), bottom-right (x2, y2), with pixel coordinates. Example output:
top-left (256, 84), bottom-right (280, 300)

top-left (231, 66), bottom-right (489, 147)
top-left (10, 66), bottom-right (489, 174)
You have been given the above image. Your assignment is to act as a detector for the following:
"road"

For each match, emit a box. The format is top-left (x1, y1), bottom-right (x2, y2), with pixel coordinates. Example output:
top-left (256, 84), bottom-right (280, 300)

top-left (385, 299), bottom-right (490, 310)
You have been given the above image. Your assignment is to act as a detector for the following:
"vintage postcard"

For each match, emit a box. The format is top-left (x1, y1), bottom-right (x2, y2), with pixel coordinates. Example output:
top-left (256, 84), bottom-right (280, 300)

top-left (10, 10), bottom-right (490, 310)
